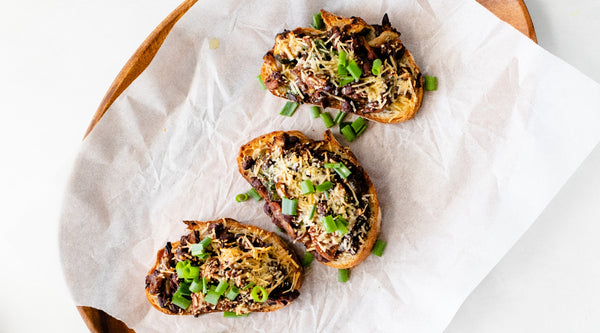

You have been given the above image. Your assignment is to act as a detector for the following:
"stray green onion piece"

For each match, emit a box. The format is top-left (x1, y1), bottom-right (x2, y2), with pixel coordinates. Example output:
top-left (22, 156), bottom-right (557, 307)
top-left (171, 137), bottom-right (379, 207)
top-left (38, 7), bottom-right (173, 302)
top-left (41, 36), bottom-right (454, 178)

top-left (333, 111), bottom-right (347, 124)
top-left (204, 289), bottom-right (221, 305)
top-left (224, 311), bottom-right (249, 318)
top-left (310, 105), bottom-right (321, 118)
top-left (316, 181), bottom-right (333, 192)
top-left (371, 59), bottom-right (382, 76)
top-left (338, 269), bottom-right (350, 283)
top-left (280, 101), bottom-right (299, 117)
top-left (300, 179), bottom-right (315, 194)
top-left (281, 197), bottom-right (298, 216)
top-left (235, 193), bottom-right (249, 202)
top-left (338, 51), bottom-right (347, 67)
top-left (333, 163), bottom-right (352, 179)
top-left (247, 188), bottom-right (262, 201)
top-left (322, 215), bottom-right (337, 233)
top-left (226, 285), bottom-right (240, 300)
top-left (351, 117), bottom-right (367, 133)
top-left (302, 252), bottom-right (314, 267)
top-left (171, 292), bottom-right (192, 309)
top-left (311, 12), bottom-right (323, 29)
top-left (189, 277), bottom-right (203, 293)
top-left (308, 204), bottom-right (316, 220)
top-left (257, 74), bottom-right (266, 90)
top-left (242, 282), bottom-right (255, 291)
top-left (371, 239), bottom-right (387, 257)
top-left (346, 60), bottom-right (362, 82)
top-left (202, 277), bottom-right (208, 294)
top-left (320, 112), bottom-right (335, 128)
top-left (340, 124), bottom-right (356, 142)
top-left (215, 280), bottom-right (230, 295)
top-left (251, 285), bottom-right (269, 302)
top-left (424, 75), bottom-right (438, 91)
top-left (339, 75), bottom-right (354, 87)
top-left (177, 281), bottom-right (192, 296)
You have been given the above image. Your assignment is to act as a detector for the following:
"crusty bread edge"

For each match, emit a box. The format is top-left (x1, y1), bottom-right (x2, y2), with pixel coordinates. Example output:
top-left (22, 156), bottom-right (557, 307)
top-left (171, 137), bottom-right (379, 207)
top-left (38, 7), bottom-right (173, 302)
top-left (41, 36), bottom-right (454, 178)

top-left (145, 218), bottom-right (303, 316)
top-left (237, 131), bottom-right (381, 269)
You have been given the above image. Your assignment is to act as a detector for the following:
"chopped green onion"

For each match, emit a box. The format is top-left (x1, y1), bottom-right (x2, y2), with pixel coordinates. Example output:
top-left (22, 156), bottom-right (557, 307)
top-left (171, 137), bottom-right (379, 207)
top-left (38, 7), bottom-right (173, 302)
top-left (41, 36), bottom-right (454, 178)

top-left (257, 74), bottom-right (266, 90)
top-left (175, 260), bottom-right (189, 278)
top-left (235, 193), bottom-right (249, 202)
top-left (333, 163), bottom-right (352, 179)
top-left (171, 292), bottom-right (192, 309)
top-left (189, 277), bottom-right (203, 293)
top-left (371, 239), bottom-right (387, 257)
top-left (281, 197), bottom-right (298, 216)
top-left (338, 51), bottom-right (347, 67)
top-left (280, 101), bottom-right (299, 117)
top-left (311, 12), bottom-right (323, 29)
top-left (320, 112), bottom-right (335, 128)
top-left (335, 215), bottom-right (348, 226)
top-left (202, 277), bottom-right (208, 294)
top-left (310, 105), bottom-right (321, 118)
top-left (316, 181), bottom-right (333, 192)
top-left (371, 59), bottom-right (382, 76)
top-left (224, 311), bottom-right (249, 318)
top-left (324, 191), bottom-right (329, 200)
top-left (176, 281), bottom-right (192, 296)
top-left (204, 289), bottom-right (221, 305)
top-left (324, 163), bottom-right (338, 168)
top-left (322, 215), bottom-right (336, 233)
top-left (247, 188), bottom-right (262, 201)
top-left (340, 124), bottom-right (356, 142)
top-left (302, 252), bottom-right (314, 267)
top-left (333, 111), bottom-right (347, 124)
top-left (241, 282), bottom-right (255, 290)
top-left (190, 243), bottom-right (203, 256)
top-left (251, 285), bottom-right (269, 302)
top-left (424, 75), bottom-right (438, 91)
top-left (338, 269), bottom-right (350, 282)
top-left (215, 280), bottom-right (229, 295)
top-left (356, 122), bottom-right (368, 137)
top-left (300, 179), bottom-right (315, 194)
top-left (346, 60), bottom-right (362, 82)
top-left (351, 117), bottom-right (367, 133)
top-left (339, 75), bottom-right (354, 87)
top-left (336, 220), bottom-right (348, 235)
top-left (199, 236), bottom-right (212, 249)
top-left (308, 204), bottom-right (316, 220)
top-left (226, 285), bottom-right (240, 300)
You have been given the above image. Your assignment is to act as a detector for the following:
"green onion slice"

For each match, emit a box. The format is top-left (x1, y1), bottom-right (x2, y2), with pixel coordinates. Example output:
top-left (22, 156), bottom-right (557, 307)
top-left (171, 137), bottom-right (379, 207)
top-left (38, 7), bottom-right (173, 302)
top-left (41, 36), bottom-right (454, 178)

top-left (204, 289), bottom-right (221, 305)
top-left (224, 311), bottom-right (249, 318)
top-left (281, 197), bottom-right (298, 216)
top-left (215, 280), bottom-right (230, 295)
top-left (251, 285), bottom-right (269, 302)
top-left (356, 122), bottom-right (368, 137)
top-left (310, 105), bottom-right (321, 118)
top-left (320, 112), bottom-right (335, 128)
top-left (338, 51), bottom-right (347, 67)
top-left (225, 285), bottom-right (240, 300)
top-left (338, 269), bottom-right (350, 282)
top-left (333, 163), bottom-right (352, 179)
top-left (424, 75), bottom-right (438, 91)
top-left (316, 181), bottom-right (333, 192)
top-left (339, 75), bottom-right (354, 87)
top-left (308, 204), bottom-right (316, 220)
top-left (235, 193), bottom-right (249, 202)
top-left (280, 101), bottom-right (299, 117)
top-left (351, 117), bottom-right (367, 133)
top-left (199, 236), bottom-right (212, 249)
top-left (371, 59), bottom-right (382, 75)
top-left (333, 111), bottom-right (347, 124)
top-left (171, 292), bottom-right (192, 309)
top-left (257, 74), bottom-right (266, 90)
top-left (300, 179), bottom-right (315, 194)
top-left (177, 281), bottom-right (192, 296)
top-left (241, 282), bottom-right (255, 291)
top-left (302, 252), bottom-right (314, 267)
top-left (202, 277), bottom-right (208, 294)
top-left (322, 215), bottom-right (337, 233)
top-left (247, 188), bottom-right (262, 201)
top-left (311, 12), bottom-right (323, 29)
top-left (341, 124), bottom-right (356, 142)
top-left (371, 239), bottom-right (387, 257)
top-left (336, 220), bottom-right (348, 235)
top-left (175, 260), bottom-right (189, 278)
top-left (189, 277), bottom-right (203, 293)
top-left (346, 60), bottom-right (362, 82)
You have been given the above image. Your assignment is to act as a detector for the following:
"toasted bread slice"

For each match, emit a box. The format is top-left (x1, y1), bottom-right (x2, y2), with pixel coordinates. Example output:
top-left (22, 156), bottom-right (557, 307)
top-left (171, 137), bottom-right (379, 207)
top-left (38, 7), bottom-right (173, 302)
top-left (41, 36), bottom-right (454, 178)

top-left (261, 9), bottom-right (423, 123)
top-left (238, 131), bottom-right (381, 269)
top-left (145, 218), bottom-right (303, 316)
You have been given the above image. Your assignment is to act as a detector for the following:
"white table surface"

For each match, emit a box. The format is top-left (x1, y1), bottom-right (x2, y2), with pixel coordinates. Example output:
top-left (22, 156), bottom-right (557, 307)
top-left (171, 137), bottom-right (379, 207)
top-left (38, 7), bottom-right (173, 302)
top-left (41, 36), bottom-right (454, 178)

top-left (0, 0), bottom-right (598, 332)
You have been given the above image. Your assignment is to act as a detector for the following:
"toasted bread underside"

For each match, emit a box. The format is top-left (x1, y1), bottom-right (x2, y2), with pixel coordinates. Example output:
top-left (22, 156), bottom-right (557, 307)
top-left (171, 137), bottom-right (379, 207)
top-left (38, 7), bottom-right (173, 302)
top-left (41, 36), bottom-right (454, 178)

top-left (261, 9), bottom-right (423, 123)
top-left (237, 131), bottom-right (381, 269)
top-left (145, 218), bottom-right (303, 316)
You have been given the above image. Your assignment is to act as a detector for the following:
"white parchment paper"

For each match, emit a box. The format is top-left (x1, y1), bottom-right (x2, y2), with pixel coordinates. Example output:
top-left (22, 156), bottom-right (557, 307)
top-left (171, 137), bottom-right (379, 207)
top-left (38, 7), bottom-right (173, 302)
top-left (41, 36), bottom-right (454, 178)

top-left (60, 0), bottom-right (600, 332)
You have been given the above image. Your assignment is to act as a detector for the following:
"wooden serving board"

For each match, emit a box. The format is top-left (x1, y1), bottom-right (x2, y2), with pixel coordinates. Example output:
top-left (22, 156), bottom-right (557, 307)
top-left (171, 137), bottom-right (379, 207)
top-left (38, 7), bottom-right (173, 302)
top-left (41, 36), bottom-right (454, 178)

top-left (78, 0), bottom-right (536, 331)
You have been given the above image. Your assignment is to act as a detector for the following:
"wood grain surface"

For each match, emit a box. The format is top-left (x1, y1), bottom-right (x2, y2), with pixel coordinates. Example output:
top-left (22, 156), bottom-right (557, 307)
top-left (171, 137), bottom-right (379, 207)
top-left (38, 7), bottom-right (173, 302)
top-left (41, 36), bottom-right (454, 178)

top-left (78, 0), bottom-right (536, 331)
